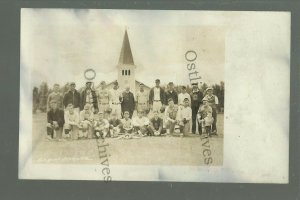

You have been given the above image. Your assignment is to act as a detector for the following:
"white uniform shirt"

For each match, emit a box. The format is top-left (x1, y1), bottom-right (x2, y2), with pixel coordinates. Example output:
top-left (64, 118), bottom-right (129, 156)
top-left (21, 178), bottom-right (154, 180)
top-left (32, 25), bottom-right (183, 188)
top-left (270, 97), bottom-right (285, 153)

top-left (178, 106), bottom-right (192, 121)
top-left (110, 88), bottom-right (122, 104)
top-left (65, 111), bottom-right (79, 125)
top-left (132, 116), bottom-right (150, 127)
top-left (153, 87), bottom-right (161, 101)
top-left (136, 90), bottom-right (149, 104)
top-left (178, 93), bottom-right (191, 105)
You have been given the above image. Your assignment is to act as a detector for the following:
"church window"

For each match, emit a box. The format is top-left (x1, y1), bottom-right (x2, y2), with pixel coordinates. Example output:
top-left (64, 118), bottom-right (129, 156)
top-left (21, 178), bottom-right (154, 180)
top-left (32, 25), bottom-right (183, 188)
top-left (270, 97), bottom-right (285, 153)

top-left (128, 70), bottom-right (130, 75)
top-left (125, 70), bottom-right (128, 75)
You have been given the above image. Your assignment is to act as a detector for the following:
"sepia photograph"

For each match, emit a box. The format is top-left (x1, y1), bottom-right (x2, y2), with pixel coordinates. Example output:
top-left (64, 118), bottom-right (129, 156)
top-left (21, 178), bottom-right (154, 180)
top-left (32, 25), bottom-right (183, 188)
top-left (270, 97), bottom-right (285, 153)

top-left (19, 9), bottom-right (289, 182)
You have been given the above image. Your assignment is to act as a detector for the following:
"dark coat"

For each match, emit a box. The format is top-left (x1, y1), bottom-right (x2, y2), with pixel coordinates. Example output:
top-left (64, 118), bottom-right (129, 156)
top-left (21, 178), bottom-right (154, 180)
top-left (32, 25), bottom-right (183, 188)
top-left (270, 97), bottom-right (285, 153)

top-left (149, 87), bottom-right (166, 105)
top-left (47, 109), bottom-right (64, 127)
top-left (80, 89), bottom-right (98, 111)
top-left (165, 90), bottom-right (178, 104)
top-left (63, 90), bottom-right (81, 108)
top-left (121, 91), bottom-right (135, 112)
top-left (190, 89), bottom-right (203, 108)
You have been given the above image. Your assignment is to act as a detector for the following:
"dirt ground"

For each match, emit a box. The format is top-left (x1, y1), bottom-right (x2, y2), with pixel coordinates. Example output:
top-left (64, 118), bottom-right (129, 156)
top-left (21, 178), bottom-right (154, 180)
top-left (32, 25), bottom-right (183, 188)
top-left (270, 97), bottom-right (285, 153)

top-left (32, 112), bottom-right (224, 166)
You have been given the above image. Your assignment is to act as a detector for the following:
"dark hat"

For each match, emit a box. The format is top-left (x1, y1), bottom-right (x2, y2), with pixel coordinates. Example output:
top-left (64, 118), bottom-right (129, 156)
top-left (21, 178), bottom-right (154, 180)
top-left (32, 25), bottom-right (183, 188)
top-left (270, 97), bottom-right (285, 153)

top-left (168, 82), bottom-right (174, 85)
top-left (155, 79), bottom-right (160, 83)
top-left (100, 81), bottom-right (106, 85)
top-left (114, 81), bottom-right (119, 86)
top-left (181, 86), bottom-right (186, 89)
top-left (191, 82), bottom-right (198, 85)
top-left (184, 98), bottom-right (190, 101)
top-left (139, 83), bottom-right (144, 86)
top-left (70, 82), bottom-right (76, 85)
top-left (86, 81), bottom-right (92, 84)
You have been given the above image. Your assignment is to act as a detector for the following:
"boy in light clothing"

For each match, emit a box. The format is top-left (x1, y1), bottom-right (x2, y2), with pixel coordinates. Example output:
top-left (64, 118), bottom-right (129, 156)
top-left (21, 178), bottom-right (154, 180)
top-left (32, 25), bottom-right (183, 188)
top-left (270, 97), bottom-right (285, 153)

top-left (120, 111), bottom-right (134, 134)
top-left (79, 104), bottom-right (94, 139)
top-left (93, 111), bottom-right (110, 138)
top-left (197, 99), bottom-right (214, 138)
top-left (178, 98), bottom-right (192, 136)
top-left (132, 111), bottom-right (152, 136)
top-left (164, 98), bottom-right (180, 135)
top-left (64, 104), bottom-right (80, 140)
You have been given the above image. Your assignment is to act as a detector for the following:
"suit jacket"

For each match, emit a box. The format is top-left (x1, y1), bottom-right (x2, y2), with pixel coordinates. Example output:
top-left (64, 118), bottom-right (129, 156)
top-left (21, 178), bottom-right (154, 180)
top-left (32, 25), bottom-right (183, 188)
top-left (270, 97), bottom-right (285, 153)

top-left (190, 89), bottom-right (203, 108)
top-left (165, 90), bottom-right (178, 104)
top-left (121, 91), bottom-right (135, 111)
top-left (63, 90), bottom-right (81, 108)
top-left (149, 87), bottom-right (166, 105)
top-left (80, 89), bottom-right (98, 111)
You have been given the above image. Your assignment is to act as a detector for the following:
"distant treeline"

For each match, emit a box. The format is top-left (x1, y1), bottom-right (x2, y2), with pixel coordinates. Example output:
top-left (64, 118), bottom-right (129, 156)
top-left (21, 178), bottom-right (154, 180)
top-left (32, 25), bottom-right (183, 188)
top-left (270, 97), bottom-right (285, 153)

top-left (33, 81), bottom-right (225, 113)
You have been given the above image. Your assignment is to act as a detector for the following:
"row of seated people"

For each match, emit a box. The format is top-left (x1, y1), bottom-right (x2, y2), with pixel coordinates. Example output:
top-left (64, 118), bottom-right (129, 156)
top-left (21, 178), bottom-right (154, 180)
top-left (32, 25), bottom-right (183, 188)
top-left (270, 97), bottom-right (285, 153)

top-left (46, 97), bottom-right (215, 140)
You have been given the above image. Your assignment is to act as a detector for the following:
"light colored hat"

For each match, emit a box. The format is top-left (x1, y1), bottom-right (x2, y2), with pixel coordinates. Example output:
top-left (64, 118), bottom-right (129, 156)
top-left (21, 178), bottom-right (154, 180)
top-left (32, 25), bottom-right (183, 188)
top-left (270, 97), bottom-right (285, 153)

top-left (84, 104), bottom-right (90, 110)
top-left (205, 87), bottom-right (213, 93)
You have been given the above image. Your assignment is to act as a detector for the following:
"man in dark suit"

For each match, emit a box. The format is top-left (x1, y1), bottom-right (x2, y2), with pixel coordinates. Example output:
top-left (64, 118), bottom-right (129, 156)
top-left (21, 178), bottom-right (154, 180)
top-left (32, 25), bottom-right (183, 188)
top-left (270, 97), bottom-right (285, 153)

top-left (190, 82), bottom-right (203, 134)
top-left (46, 100), bottom-right (64, 140)
top-left (149, 79), bottom-right (166, 112)
top-left (63, 82), bottom-right (81, 113)
top-left (121, 86), bottom-right (135, 118)
top-left (80, 81), bottom-right (98, 113)
top-left (165, 82), bottom-right (178, 105)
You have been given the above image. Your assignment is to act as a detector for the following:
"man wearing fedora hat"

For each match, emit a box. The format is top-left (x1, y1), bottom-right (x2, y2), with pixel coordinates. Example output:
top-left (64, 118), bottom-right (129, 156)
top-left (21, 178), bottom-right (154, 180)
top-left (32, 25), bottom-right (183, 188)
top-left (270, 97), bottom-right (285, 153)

top-left (190, 82), bottom-right (203, 134)
top-left (80, 81), bottom-right (98, 113)
top-left (149, 79), bottom-right (166, 112)
top-left (202, 87), bottom-right (219, 134)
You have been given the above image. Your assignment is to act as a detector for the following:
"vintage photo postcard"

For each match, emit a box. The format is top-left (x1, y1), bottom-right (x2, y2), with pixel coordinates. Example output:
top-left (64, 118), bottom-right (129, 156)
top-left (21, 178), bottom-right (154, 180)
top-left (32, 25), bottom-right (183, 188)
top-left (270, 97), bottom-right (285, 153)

top-left (19, 9), bottom-right (290, 183)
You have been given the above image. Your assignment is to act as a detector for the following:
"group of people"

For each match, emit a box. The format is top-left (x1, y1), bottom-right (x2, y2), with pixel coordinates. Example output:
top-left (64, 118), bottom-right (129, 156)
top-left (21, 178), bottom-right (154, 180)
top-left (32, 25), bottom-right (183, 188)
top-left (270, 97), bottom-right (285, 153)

top-left (45, 79), bottom-right (219, 140)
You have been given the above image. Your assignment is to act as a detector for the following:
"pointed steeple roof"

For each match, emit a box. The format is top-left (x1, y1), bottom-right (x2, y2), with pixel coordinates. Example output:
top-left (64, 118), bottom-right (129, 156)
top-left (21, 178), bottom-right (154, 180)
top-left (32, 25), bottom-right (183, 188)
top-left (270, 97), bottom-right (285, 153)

top-left (118, 29), bottom-right (135, 66)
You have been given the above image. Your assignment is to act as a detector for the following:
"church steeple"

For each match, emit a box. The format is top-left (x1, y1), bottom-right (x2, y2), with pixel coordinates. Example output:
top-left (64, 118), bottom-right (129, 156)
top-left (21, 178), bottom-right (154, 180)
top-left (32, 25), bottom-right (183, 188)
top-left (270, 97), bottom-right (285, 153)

top-left (118, 29), bottom-right (135, 66)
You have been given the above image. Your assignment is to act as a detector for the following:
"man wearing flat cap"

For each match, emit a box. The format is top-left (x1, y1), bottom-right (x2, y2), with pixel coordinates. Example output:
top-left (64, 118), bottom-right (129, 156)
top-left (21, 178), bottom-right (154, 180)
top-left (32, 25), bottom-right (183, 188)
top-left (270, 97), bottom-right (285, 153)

top-left (202, 87), bottom-right (219, 134)
top-left (149, 79), bottom-right (166, 112)
top-left (63, 82), bottom-right (81, 113)
top-left (190, 82), bottom-right (203, 134)
top-left (165, 82), bottom-right (178, 105)
top-left (80, 81), bottom-right (98, 113)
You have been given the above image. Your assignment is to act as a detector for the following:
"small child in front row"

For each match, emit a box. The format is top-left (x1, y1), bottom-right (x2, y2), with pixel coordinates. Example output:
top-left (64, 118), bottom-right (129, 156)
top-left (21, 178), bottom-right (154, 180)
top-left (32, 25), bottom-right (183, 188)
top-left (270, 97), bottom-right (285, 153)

top-left (149, 110), bottom-right (164, 136)
top-left (197, 99), bottom-right (214, 137)
top-left (93, 111), bottom-right (109, 138)
top-left (120, 111), bottom-right (133, 134)
top-left (108, 112), bottom-right (122, 137)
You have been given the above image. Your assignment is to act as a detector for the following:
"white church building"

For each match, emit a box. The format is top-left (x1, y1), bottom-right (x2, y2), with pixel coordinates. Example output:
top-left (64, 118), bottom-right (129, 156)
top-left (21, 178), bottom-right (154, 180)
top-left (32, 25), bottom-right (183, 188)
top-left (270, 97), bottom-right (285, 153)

top-left (96, 29), bottom-right (150, 96)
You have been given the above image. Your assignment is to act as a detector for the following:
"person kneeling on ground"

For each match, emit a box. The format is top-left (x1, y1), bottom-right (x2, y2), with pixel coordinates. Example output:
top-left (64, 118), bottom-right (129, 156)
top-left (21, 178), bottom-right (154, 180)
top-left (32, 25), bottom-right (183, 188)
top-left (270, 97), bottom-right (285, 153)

top-left (132, 110), bottom-right (152, 136)
top-left (164, 98), bottom-right (179, 135)
top-left (197, 99), bottom-right (214, 138)
top-left (93, 111), bottom-right (109, 138)
top-left (109, 111), bottom-right (122, 137)
top-left (46, 100), bottom-right (64, 140)
top-left (64, 104), bottom-right (80, 140)
top-left (79, 104), bottom-right (94, 139)
top-left (149, 110), bottom-right (164, 136)
top-left (178, 98), bottom-right (192, 136)
top-left (120, 111), bottom-right (133, 134)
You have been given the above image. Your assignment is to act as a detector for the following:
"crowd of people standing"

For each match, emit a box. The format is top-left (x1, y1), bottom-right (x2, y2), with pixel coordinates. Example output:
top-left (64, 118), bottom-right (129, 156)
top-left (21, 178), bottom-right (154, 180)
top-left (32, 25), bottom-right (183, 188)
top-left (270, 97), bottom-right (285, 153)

top-left (40, 79), bottom-right (221, 140)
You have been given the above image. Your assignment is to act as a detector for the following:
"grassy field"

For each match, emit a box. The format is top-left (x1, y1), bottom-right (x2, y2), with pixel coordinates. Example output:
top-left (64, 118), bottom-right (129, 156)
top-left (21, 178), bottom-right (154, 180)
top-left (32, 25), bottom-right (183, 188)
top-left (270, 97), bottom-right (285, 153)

top-left (32, 112), bottom-right (224, 166)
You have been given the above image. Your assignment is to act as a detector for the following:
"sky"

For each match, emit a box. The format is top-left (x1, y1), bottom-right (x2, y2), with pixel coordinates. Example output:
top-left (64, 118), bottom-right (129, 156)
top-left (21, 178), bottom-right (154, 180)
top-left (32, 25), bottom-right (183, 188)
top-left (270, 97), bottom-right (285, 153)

top-left (21, 9), bottom-right (225, 88)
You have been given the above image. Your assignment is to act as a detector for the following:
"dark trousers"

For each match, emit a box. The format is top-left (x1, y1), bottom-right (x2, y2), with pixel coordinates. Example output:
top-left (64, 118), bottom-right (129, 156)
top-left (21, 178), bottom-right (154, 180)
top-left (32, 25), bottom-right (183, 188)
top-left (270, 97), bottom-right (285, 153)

top-left (212, 108), bottom-right (217, 132)
top-left (192, 106), bottom-right (201, 134)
